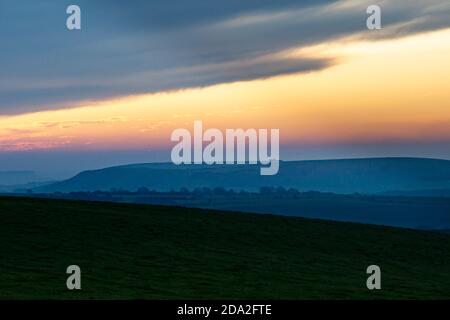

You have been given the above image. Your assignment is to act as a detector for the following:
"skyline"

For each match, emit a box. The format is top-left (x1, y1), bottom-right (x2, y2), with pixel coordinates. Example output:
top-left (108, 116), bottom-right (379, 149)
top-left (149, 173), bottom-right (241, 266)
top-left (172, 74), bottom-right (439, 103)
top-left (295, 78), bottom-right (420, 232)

top-left (1, 1), bottom-right (450, 178)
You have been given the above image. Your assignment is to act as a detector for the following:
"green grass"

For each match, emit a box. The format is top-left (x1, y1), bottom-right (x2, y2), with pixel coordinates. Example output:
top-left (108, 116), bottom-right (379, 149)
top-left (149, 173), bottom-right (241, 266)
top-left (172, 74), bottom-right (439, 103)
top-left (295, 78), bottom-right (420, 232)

top-left (0, 196), bottom-right (449, 299)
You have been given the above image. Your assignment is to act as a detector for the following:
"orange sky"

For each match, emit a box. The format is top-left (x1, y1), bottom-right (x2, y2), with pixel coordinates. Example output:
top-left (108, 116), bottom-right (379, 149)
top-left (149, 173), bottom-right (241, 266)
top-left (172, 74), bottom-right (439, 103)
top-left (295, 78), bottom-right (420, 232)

top-left (1, 28), bottom-right (449, 152)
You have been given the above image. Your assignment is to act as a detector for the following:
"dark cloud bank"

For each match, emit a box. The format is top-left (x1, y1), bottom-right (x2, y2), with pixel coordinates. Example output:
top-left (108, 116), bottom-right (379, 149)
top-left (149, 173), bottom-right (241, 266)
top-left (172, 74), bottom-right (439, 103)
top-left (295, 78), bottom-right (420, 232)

top-left (0, 0), bottom-right (449, 114)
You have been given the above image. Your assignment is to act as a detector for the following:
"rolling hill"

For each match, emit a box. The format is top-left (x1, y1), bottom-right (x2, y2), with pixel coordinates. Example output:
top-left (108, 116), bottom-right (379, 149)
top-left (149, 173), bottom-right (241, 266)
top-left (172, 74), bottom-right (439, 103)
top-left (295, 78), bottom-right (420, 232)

top-left (1, 196), bottom-right (450, 299)
top-left (27, 191), bottom-right (450, 230)
top-left (36, 158), bottom-right (450, 194)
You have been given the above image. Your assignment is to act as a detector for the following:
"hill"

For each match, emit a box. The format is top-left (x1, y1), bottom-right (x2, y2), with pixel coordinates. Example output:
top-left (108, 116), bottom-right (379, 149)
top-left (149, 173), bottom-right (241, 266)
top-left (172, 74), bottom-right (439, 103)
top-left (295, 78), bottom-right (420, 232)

top-left (25, 190), bottom-right (450, 230)
top-left (1, 196), bottom-right (449, 299)
top-left (37, 158), bottom-right (450, 194)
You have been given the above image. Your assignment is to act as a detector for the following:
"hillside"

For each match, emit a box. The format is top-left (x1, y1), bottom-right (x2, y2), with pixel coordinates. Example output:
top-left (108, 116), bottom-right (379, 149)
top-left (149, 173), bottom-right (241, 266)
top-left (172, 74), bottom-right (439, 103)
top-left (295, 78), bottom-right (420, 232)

top-left (37, 158), bottom-right (450, 194)
top-left (1, 196), bottom-right (449, 299)
top-left (26, 191), bottom-right (450, 230)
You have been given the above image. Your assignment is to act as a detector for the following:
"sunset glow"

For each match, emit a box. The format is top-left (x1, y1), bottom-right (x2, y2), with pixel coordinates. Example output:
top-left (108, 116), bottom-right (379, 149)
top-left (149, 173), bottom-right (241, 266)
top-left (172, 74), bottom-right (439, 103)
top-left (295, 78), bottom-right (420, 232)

top-left (2, 28), bottom-right (449, 152)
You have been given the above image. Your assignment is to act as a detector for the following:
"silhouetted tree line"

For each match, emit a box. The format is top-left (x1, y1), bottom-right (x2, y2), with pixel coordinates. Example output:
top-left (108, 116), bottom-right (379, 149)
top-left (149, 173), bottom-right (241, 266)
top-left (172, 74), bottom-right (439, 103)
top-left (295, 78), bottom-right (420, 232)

top-left (45, 186), bottom-right (339, 199)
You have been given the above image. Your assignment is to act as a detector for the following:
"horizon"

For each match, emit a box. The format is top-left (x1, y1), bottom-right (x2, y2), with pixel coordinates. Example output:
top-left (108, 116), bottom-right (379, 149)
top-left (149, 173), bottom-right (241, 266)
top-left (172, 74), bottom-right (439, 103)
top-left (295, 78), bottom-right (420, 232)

top-left (2, 1), bottom-right (450, 303)
top-left (2, 155), bottom-right (450, 184)
top-left (1, 1), bottom-right (450, 180)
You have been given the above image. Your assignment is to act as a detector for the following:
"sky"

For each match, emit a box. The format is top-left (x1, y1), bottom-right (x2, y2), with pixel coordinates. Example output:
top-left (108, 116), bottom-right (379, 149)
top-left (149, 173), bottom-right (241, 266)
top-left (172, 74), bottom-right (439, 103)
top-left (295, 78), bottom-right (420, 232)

top-left (0, 0), bottom-right (450, 179)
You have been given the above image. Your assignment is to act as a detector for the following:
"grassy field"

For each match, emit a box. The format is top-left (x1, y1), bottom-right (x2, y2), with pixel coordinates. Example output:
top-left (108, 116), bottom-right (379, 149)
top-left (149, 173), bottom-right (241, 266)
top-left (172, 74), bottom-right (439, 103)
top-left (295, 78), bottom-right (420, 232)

top-left (0, 196), bottom-right (449, 299)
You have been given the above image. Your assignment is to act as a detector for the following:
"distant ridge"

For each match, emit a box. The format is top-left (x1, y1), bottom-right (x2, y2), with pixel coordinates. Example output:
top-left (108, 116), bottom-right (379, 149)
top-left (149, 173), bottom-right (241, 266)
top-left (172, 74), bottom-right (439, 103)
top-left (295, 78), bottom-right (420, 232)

top-left (36, 157), bottom-right (450, 195)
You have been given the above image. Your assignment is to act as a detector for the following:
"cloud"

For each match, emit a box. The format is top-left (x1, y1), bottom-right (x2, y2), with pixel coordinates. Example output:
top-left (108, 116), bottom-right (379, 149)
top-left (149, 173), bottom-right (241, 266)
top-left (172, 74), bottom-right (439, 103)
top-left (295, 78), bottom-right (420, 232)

top-left (0, 0), bottom-right (448, 115)
top-left (36, 117), bottom-right (126, 129)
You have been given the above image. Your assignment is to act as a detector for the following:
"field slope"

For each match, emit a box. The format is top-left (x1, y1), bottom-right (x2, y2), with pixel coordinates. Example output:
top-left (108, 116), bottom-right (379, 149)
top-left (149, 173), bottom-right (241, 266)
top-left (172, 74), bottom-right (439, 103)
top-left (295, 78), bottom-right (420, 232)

top-left (0, 196), bottom-right (449, 299)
